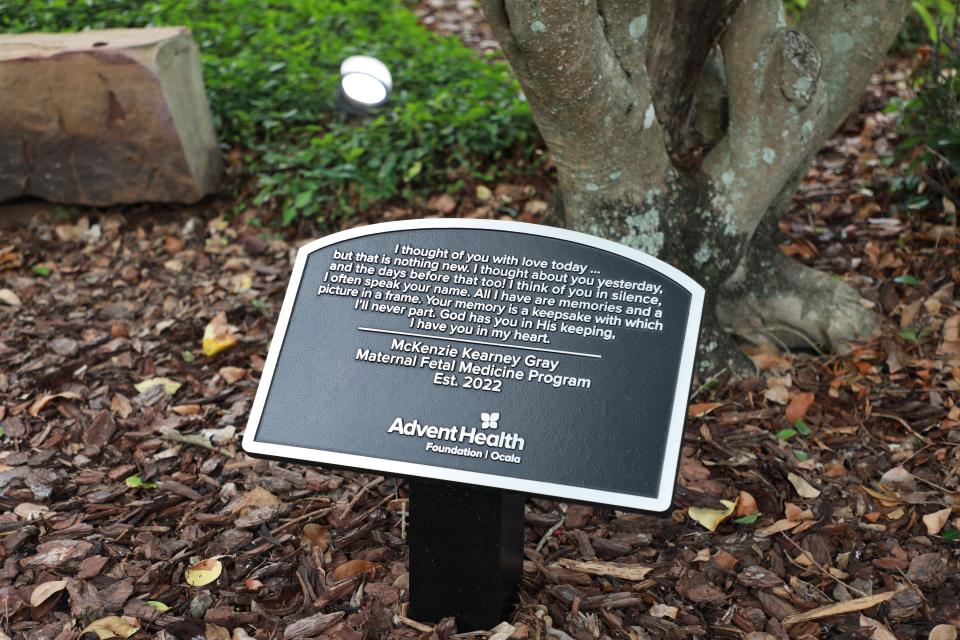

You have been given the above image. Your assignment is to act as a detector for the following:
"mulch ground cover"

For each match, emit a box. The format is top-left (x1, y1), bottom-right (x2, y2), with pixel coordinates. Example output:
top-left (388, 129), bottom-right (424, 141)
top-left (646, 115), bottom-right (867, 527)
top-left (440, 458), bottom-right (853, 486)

top-left (1, 28), bottom-right (959, 640)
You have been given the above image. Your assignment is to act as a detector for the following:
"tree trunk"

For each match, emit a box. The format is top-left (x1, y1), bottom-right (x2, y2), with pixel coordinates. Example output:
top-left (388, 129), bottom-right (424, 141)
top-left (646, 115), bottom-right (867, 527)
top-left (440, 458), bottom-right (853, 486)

top-left (479, 0), bottom-right (910, 374)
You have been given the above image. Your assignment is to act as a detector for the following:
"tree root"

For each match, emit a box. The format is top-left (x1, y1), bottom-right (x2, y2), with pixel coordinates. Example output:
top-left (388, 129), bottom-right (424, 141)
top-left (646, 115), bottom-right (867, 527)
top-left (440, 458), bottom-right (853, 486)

top-left (695, 306), bottom-right (756, 377)
top-left (717, 250), bottom-right (880, 352)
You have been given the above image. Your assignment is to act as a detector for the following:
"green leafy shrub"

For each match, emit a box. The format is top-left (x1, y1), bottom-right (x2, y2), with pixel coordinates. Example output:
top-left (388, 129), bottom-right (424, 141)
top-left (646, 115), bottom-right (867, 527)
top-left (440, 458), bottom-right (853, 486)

top-left (890, 14), bottom-right (960, 212)
top-left (909, 0), bottom-right (957, 50)
top-left (890, 0), bottom-right (958, 51)
top-left (0, 0), bottom-right (537, 225)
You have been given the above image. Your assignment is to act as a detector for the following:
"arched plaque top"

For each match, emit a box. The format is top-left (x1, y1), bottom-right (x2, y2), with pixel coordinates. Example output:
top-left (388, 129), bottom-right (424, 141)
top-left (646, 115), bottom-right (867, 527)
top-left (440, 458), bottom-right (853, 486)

top-left (244, 219), bottom-right (704, 511)
top-left (294, 219), bottom-right (704, 299)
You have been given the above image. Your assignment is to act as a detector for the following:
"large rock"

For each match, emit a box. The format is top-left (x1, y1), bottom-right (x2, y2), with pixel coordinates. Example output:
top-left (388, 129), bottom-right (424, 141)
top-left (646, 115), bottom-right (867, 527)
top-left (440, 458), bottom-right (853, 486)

top-left (0, 28), bottom-right (222, 205)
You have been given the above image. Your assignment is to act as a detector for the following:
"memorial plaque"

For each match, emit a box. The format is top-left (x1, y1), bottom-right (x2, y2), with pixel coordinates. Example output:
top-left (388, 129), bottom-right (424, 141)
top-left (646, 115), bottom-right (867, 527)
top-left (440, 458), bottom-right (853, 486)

top-left (243, 219), bottom-right (704, 511)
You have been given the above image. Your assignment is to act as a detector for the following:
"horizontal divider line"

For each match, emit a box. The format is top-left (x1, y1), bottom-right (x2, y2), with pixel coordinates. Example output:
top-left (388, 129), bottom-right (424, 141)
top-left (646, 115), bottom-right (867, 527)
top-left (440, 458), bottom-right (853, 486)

top-left (357, 326), bottom-right (602, 359)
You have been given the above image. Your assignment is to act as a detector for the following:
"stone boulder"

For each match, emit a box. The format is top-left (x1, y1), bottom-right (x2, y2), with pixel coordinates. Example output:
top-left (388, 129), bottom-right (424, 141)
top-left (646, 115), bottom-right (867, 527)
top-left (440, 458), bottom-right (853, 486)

top-left (0, 27), bottom-right (222, 205)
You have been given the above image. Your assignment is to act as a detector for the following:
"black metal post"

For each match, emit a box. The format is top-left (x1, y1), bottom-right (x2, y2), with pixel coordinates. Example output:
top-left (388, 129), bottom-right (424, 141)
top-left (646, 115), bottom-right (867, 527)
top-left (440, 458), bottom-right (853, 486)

top-left (407, 479), bottom-right (525, 630)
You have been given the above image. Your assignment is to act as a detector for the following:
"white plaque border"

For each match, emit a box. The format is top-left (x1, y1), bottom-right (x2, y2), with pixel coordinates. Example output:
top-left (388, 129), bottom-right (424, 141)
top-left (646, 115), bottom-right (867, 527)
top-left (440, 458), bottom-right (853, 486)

top-left (242, 219), bottom-right (704, 512)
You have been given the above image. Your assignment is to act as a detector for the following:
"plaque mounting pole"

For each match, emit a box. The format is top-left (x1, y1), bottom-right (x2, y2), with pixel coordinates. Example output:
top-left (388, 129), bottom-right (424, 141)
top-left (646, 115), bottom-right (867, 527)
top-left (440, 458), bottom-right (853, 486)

top-left (407, 479), bottom-right (526, 630)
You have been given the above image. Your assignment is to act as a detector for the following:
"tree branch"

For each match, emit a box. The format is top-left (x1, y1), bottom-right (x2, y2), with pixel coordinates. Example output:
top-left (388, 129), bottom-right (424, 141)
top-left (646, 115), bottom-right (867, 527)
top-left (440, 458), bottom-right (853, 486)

top-left (704, 0), bottom-right (909, 238)
top-left (703, 0), bottom-right (830, 236)
top-left (595, 0), bottom-right (650, 80)
top-left (799, 0), bottom-right (912, 131)
top-left (478, 0), bottom-right (670, 201)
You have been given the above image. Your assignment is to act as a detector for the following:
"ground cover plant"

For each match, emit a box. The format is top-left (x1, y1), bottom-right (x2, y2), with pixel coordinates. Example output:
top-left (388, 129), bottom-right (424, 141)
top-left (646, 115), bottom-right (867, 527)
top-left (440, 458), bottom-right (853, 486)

top-left (890, 12), bottom-right (960, 213)
top-left (0, 0), bottom-right (537, 225)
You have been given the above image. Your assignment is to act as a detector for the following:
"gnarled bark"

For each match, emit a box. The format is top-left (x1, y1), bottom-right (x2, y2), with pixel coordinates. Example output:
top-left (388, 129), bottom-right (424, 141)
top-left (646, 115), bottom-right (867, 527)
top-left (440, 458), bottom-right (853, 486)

top-left (717, 216), bottom-right (879, 352)
top-left (480, 0), bottom-right (909, 374)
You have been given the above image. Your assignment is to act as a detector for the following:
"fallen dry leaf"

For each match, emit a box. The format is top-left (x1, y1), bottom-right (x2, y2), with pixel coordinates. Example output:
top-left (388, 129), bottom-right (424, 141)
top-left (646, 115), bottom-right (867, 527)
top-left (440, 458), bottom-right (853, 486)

top-left (202, 312), bottom-right (239, 357)
top-left (861, 484), bottom-right (902, 507)
top-left (785, 392), bottom-right (815, 423)
top-left (164, 235), bottom-right (185, 253)
top-left (648, 603), bottom-right (678, 619)
top-left (750, 352), bottom-right (791, 370)
top-left (886, 507), bottom-right (906, 520)
top-left (553, 559), bottom-right (652, 581)
top-left (29, 391), bottom-right (83, 417)
top-left (784, 502), bottom-right (816, 521)
top-left (232, 275), bottom-right (252, 295)
top-left (734, 491), bottom-right (757, 517)
top-left (787, 472), bottom-right (821, 499)
top-left (14, 502), bottom-right (49, 521)
top-left (688, 499), bottom-right (737, 532)
top-left (923, 508), bottom-right (953, 536)
top-left (234, 504), bottom-right (284, 529)
top-left (757, 519), bottom-right (802, 537)
top-left (880, 466), bottom-right (916, 490)
top-left (172, 404), bottom-right (203, 416)
top-left (944, 314), bottom-right (959, 343)
top-left (21, 539), bottom-right (93, 568)
top-left (111, 394), bottom-right (133, 418)
top-left (333, 559), bottom-right (376, 581)
top-left (860, 614), bottom-right (898, 640)
top-left (0, 245), bottom-right (22, 271)
top-left (302, 524), bottom-right (331, 551)
top-left (230, 486), bottom-right (282, 515)
top-left (712, 549), bottom-right (739, 572)
top-left (687, 402), bottom-right (723, 417)
top-left (525, 199), bottom-right (549, 215)
top-left (80, 616), bottom-right (141, 639)
top-left (134, 377), bottom-right (181, 396)
top-left (900, 299), bottom-right (923, 328)
top-left (929, 624), bottom-right (958, 640)
top-left (53, 216), bottom-right (94, 242)
top-left (184, 558), bottom-right (223, 587)
top-left (29, 580), bottom-right (67, 607)
top-left (219, 366), bottom-right (246, 383)
top-left (201, 425), bottom-right (236, 445)
top-left (206, 623), bottom-right (231, 640)
top-left (0, 288), bottom-right (21, 306)
top-left (427, 193), bottom-right (457, 214)
top-left (764, 374), bottom-right (792, 405)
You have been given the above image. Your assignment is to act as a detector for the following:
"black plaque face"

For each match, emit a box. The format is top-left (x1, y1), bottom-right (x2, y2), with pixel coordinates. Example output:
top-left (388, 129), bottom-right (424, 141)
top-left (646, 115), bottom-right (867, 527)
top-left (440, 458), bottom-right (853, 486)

top-left (243, 220), bottom-right (703, 511)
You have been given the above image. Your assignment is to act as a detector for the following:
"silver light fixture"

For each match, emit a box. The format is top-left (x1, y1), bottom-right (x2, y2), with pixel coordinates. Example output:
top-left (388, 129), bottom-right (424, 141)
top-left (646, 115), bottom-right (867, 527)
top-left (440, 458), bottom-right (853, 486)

top-left (338, 55), bottom-right (392, 115)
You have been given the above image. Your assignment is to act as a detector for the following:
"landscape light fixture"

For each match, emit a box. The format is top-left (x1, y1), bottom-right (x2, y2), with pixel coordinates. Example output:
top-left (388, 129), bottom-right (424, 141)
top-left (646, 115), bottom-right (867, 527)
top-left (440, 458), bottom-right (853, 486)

top-left (338, 55), bottom-right (392, 115)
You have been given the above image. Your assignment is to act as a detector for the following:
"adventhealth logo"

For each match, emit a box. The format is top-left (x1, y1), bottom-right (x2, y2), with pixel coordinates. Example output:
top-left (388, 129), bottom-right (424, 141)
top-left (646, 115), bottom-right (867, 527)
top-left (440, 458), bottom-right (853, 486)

top-left (387, 413), bottom-right (523, 450)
